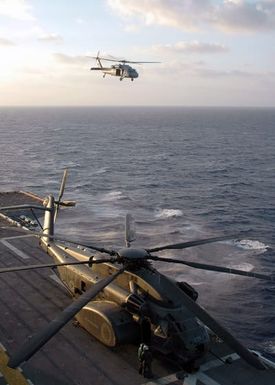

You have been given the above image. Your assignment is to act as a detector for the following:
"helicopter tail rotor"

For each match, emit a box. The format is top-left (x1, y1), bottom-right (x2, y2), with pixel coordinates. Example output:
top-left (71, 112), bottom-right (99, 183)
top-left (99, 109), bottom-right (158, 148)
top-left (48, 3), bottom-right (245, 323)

top-left (96, 50), bottom-right (102, 68)
top-left (54, 169), bottom-right (68, 223)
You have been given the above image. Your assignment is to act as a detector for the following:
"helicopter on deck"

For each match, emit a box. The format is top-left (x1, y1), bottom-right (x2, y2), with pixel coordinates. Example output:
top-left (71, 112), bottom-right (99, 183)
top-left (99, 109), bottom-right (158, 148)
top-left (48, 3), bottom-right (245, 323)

top-left (0, 170), bottom-right (273, 373)
top-left (90, 53), bottom-right (160, 81)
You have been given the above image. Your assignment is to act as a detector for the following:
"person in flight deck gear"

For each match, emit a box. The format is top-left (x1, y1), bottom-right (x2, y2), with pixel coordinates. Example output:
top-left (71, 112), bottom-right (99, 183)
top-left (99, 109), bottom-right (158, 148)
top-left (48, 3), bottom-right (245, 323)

top-left (138, 343), bottom-right (153, 378)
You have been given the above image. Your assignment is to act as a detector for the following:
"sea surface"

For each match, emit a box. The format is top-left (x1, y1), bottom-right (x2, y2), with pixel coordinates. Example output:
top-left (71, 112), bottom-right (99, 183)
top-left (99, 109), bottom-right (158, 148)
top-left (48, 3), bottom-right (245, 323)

top-left (0, 106), bottom-right (275, 358)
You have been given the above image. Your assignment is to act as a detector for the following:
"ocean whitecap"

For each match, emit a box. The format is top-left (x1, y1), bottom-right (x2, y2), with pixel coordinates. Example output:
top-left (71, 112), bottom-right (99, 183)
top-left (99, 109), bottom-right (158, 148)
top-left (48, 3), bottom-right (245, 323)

top-left (262, 340), bottom-right (275, 355)
top-left (92, 167), bottom-right (109, 175)
top-left (229, 262), bottom-right (255, 272)
top-left (155, 209), bottom-right (183, 219)
top-left (235, 239), bottom-right (269, 252)
top-left (101, 191), bottom-right (127, 202)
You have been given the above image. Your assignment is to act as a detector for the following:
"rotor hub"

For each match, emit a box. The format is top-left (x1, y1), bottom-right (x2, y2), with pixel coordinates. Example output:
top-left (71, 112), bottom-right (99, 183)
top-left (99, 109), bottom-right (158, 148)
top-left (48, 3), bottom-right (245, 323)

top-left (118, 248), bottom-right (149, 261)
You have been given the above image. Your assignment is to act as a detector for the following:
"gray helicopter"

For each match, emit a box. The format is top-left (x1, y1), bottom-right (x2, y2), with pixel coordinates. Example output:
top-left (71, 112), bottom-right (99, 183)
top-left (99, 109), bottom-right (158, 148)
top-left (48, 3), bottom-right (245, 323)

top-left (0, 170), bottom-right (273, 372)
top-left (90, 53), bottom-right (160, 81)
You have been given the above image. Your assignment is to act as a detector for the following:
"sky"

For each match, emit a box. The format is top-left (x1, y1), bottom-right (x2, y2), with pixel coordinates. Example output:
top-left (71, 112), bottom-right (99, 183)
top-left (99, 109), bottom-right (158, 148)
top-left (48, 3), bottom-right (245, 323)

top-left (0, 0), bottom-right (274, 106)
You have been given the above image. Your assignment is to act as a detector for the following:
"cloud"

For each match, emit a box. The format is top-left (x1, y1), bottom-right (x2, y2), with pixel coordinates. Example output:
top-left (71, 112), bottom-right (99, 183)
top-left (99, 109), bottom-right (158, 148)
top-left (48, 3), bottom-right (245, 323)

top-left (0, 37), bottom-right (15, 46)
top-left (213, 0), bottom-right (275, 32)
top-left (195, 67), bottom-right (257, 78)
top-left (156, 59), bottom-right (275, 82)
top-left (108, 0), bottom-right (211, 31)
top-left (107, 0), bottom-right (275, 32)
top-left (75, 17), bottom-right (85, 24)
top-left (53, 53), bottom-right (89, 66)
top-left (37, 33), bottom-right (63, 43)
top-left (0, 0), bottom-right (35, 20)
top-left (153, 41), bottom-right (229, 54)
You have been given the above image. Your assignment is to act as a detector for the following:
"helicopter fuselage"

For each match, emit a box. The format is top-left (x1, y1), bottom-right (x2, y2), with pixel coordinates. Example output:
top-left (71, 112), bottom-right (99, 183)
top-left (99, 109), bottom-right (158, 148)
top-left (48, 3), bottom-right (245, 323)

top-left (40, 236), bottom-right (209, 366)
top-left (37, 194), bottom-right (209, 366)
top-left (91, 63), bottom-right (138, 81)
top-left (2, 174), bottom-right (270, 374)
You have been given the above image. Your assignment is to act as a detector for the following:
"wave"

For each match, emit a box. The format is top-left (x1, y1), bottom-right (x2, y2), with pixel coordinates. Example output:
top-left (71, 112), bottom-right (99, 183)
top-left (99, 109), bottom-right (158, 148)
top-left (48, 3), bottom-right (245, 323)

top-left (155, 209), bottom-right (183, 219)
top-left (234, 239), bottom-right (269, 252)
top-left (263, 341), bottom-right (275, 354)
top-left (229, 262), bottom-right (255, 271)
top-left (101, 191), bottom-right (128, 202)
top-left (92, 167), bottom-right (109, 175)
top-left (186, 281), bottom-right (206, 286)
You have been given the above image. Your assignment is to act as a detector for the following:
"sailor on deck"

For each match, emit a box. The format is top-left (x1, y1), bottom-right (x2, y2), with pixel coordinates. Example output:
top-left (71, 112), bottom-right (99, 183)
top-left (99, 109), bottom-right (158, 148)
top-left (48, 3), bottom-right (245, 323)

top-left (138, 343), bottom-right (153, 378)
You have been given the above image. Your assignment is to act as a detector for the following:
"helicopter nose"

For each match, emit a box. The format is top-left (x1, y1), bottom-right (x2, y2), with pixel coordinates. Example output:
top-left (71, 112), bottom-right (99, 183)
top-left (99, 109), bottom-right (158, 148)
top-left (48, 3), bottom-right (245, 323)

top-left (130, 70), bottom-right (138, 78)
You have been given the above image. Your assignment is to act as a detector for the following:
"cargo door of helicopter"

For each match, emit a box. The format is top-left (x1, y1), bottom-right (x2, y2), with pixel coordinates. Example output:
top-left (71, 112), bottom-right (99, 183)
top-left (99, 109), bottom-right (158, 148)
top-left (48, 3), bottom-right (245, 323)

top-left (116, 69), bottom-right (121, 76)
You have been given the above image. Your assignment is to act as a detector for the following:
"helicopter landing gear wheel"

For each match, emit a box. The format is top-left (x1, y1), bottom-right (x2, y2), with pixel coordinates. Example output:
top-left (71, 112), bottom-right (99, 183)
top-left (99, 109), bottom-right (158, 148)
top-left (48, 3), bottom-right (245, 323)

top-left (131, 78), bottom-right (134, 81)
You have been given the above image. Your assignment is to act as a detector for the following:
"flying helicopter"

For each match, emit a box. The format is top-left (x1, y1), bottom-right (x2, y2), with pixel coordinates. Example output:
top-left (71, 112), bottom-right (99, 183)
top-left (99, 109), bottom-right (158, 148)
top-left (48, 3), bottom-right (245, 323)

top-left (0, 170), bottom-right (274, 375)
top-left (89, 52), bottom-right (160, 81)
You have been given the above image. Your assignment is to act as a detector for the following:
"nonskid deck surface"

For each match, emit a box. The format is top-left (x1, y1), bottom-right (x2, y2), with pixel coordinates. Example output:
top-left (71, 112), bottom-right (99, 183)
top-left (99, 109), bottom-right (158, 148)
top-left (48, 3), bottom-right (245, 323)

top-left (0, 192), bottom-right (275, 385)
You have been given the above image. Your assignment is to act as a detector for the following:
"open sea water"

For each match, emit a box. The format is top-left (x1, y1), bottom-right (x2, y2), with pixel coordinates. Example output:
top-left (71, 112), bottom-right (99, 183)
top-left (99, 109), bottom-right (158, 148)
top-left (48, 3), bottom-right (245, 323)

top-left (0, 106), bottom-right (274, 358)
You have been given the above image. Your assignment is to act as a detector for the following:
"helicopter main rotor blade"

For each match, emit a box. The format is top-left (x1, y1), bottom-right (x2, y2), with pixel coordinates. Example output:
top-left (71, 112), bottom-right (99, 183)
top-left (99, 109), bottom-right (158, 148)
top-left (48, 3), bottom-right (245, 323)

top-left (178, 290), bottom-right (265, 370)
top-left (50, 237), bottom-right (116, 256)
top-left (8, 267), bottom-right (126, 368)
top-left (125, 213), bottom-right (136, 247)
top-left (54, 169), bottom-right (68, 222)
top-left (0, 227), bottom-right (116, 256)
top-left (0, 258), bottom-right (116, 274)
top-left (90, 67), bottom-right (112, 71)
top-left (88, 56), bottom-right (118, 62)
top-left (147, 235), bottom-right (238, 253)
top-left (121, 60), bottom-right (161, 64)
top-left (149, 256), bottom-right (274, 281)
top-left (87, 56), bottom-right (160, 64)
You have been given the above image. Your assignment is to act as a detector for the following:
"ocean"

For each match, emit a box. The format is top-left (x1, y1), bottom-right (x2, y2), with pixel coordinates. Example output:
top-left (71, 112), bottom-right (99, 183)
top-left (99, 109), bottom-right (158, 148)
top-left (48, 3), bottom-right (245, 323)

top-left (0, 106), bottom-right (274, 358)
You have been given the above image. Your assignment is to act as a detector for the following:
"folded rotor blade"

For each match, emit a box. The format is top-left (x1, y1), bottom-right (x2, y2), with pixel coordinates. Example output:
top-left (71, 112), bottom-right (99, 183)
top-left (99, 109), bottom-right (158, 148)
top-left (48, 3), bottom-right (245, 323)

top-left (0, 258), bottom-right (116, 274)
top-left (149, 256), bottom-right (274, 281)
top-left (147, 235), bottom-right (238, 253)
top-left (8, 267), bottom-right (125, 368)
top-left (49, 237), bottom-right (116, 256)
top-left (0, 227), bottom-right (116, 256)
top-left (178, 290), bottom-right (266, 370)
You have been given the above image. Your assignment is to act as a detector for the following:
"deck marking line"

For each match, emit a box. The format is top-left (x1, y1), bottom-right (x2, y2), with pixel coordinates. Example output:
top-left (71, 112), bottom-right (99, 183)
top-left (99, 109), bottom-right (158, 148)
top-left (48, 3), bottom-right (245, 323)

top-left (143, 373), bottom-right (178, 385)
top-left (182, 375), bottom-right (197, 385)
top-left (0, 345), bottom-right (31, 385)
top-left (0, 234), bottom-right (34, 241)
top-left (198, 372), bottom-right (221, 385)
top-left (0, 240), bottom-right (30, 260)
top-left (49, 274), bottom-right (66, 288)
